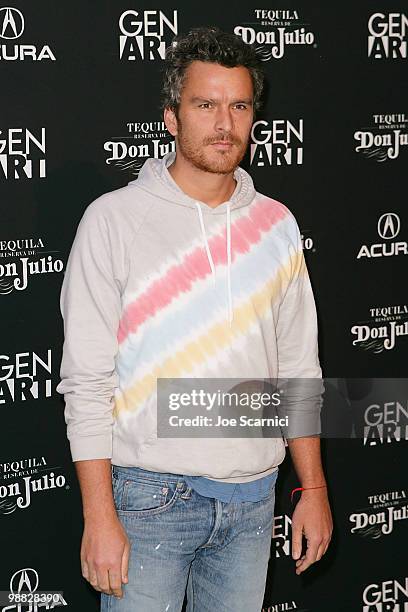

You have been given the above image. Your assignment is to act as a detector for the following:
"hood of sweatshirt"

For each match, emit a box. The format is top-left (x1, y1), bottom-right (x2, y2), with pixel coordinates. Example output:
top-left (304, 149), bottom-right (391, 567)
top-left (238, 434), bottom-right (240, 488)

top-left (128, 150), bottom-right (257, 326)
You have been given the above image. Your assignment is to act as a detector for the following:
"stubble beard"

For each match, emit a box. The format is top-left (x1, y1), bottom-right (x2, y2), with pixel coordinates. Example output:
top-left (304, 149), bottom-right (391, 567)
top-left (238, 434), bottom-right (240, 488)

top-left (176, 115), bottom-right (249, 175)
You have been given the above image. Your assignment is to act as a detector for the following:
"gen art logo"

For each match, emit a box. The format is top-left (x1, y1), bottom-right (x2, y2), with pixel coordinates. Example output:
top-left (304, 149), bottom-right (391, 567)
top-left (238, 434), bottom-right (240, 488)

top-left (119, 9), bottom-right (178, 61)
top-left (250, 119), bottom-right (303, 167)
top-left (271, 512), bottom-right (292, 558)
top-left (368, 13), bottom-right (407, 59)
top-left (362, 575), bottom-right (408, 611)
top-left (0, 128), bottom-right (47, 179)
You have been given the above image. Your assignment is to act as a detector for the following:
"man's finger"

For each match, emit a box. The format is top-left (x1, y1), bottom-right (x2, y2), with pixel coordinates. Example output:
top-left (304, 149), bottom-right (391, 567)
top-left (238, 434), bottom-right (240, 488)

top-left (315, 539), bottom-right (328, 562)
top-left (121, 543), bottom-right (130, 584)
top-left (88, 567), bottom-right (103, 592)
top-left (96, 568), bottom-right (112, 595)
top-left (291, 523), bottom-right (303, 560)
top-left (81, 559), bottom-right (89, 580)
top-left (295, 538), bottom-right (320, 574)
top-left (316, 535), bottom-right (332, 561)
top-left (108, 569), bottom-right (123, 598)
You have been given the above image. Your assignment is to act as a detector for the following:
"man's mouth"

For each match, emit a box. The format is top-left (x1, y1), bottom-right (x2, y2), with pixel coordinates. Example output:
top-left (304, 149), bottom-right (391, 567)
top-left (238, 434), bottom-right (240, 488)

top-left (211, 141), bottom-right (234, 148)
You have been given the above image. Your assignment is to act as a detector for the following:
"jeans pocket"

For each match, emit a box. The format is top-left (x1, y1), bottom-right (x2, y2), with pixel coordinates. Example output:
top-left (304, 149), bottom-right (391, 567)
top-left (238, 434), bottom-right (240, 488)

top-left (116, 476), bottom-right (179, 517)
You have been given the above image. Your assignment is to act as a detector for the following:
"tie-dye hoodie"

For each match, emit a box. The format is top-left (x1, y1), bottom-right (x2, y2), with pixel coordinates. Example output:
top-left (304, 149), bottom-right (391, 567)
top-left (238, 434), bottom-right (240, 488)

top-left (56, 150), bottom-right (322, 483)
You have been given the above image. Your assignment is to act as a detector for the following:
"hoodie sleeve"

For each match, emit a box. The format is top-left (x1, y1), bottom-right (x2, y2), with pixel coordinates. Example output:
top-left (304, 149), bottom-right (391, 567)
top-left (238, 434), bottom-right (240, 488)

top-left (56, 203), bottom-right (121, 462)
top-left (275, 213), bottom-right (324, 440)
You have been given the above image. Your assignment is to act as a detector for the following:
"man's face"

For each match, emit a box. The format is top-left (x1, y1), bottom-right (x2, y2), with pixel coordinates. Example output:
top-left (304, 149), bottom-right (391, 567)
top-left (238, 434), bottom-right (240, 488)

top-left (165, 61), bottom-right (254, 175)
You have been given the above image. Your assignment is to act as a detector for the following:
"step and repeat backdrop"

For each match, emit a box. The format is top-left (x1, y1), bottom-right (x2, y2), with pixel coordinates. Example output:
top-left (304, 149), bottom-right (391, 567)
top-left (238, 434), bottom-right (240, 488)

top-left (1, 2), bottom-right (407, 611)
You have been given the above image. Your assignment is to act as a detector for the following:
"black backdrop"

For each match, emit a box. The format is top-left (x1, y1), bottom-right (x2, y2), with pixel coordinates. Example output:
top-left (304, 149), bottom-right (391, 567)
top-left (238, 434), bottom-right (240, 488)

top-left (1, 2), bottom-right (407, 611)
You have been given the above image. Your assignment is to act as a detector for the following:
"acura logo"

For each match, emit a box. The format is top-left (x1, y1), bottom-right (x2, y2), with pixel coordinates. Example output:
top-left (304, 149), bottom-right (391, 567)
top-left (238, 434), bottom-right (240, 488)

top-left (10, 568), bottom-right (39, 594)
top-left (377, 212), bottom-right (400, 240)
top-left (0, 6), bottom-right (24, 39)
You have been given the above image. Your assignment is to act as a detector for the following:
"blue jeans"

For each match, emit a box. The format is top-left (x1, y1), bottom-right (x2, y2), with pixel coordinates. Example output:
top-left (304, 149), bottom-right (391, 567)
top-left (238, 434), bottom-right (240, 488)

top-left (100, 465), bottom-right (277, 612)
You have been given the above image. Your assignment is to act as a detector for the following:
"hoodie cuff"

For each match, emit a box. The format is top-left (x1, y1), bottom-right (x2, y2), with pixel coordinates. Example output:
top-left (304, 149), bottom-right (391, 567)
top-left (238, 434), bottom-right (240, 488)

top-left (68, 434), bottom-right (113, 462)
top-left (282, 410), bottom-right (322, 440)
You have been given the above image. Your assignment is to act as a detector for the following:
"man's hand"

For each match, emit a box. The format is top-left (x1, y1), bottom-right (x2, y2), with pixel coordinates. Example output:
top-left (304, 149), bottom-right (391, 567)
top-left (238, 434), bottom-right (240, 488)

top-left (81, 514), bottom-right (131, 597)
top-left (291, 487), bottom-right (333, 575)
top-left (74, 459), bottom-right (130, 597)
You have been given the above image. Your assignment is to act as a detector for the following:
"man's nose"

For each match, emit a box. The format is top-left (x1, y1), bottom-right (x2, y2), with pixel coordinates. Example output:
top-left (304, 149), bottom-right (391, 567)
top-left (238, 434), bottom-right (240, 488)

top-left (214, 106), bottom-right (233, 133)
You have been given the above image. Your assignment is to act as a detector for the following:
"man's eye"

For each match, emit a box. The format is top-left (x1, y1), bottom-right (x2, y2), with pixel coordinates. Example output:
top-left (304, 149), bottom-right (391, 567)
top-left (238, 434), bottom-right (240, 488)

top-left (199, 103), bottom-right (212, 108)
top-left (235, 104), bottom-right (247, 110)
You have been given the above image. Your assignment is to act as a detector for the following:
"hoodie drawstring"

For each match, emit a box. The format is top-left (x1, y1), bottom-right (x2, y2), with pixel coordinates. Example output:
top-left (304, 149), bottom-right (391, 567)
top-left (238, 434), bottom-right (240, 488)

top-left (226, 202), bottom-right (233, 325)
top-left (195, 203), bottom-right (216, 285)
top-left (195, 202), bottom-right (233, 327)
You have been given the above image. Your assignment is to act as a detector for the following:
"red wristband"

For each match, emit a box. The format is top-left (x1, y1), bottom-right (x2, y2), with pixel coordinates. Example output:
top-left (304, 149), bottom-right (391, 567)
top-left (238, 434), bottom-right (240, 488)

top-left (290, 485), bottom-right (327, 503)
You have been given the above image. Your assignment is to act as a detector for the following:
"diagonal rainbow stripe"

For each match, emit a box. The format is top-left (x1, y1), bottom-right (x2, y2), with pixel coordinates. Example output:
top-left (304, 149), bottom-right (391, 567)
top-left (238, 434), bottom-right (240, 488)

top-left (113, 250), bottom-right (305, 417)
top-left (117, 197), bottom-right (289, 344)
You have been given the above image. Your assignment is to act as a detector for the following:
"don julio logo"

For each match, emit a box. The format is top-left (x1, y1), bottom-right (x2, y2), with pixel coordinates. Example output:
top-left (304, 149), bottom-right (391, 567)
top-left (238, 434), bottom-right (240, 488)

top-left (301, 230), bottom-right (316, 253)
top-left (350, 490), bottom-right (408, 538)
top-left (262, 601), bottom-right (301, 612)
top-left (119, 9), bottom-right (178, 61)
top-left (351, 304), bottom-right (408, 353)
top-left (234, 9), bottom-right (316, 60)
top-left (0, 455), bottom-right (68, 514)
top-left (104, 120), bottom-right (174, 176)
top-left (0, 237), bottom-right (63, 290)
top-left (0, 6), bottom-right (56, 61)
top-left (354, 113), bottom-right (408, 162)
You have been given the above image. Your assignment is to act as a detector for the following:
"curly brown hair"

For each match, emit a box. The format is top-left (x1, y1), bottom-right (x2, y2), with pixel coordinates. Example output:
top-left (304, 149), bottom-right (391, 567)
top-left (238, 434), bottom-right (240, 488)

top-left (161, 26), bottom-right (265, 117)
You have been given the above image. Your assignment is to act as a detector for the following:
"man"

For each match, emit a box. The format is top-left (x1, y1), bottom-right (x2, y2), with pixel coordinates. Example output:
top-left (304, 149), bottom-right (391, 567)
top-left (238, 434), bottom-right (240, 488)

top-left (57, 26), bottom-right (332, 612)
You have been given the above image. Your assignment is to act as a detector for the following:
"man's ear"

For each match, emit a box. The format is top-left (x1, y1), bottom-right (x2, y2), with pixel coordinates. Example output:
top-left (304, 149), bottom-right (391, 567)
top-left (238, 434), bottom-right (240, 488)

top-left (164, 107), bottom-right (178, 137)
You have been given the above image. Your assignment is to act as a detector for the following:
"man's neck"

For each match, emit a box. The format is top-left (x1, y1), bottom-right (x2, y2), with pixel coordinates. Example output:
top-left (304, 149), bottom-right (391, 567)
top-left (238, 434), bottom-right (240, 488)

top-left (167, 153), bottom-right (237, 209)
